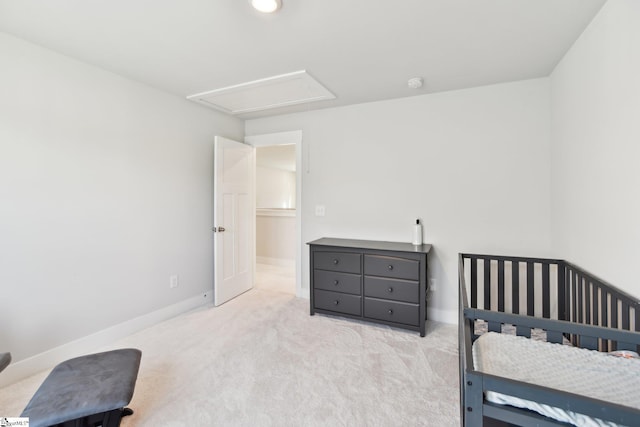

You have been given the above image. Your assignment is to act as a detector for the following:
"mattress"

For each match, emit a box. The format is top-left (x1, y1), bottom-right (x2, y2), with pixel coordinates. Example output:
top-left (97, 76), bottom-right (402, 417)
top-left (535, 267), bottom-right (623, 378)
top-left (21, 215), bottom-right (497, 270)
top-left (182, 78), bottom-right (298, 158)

top-left (472, 332), bottom-right (640, 427)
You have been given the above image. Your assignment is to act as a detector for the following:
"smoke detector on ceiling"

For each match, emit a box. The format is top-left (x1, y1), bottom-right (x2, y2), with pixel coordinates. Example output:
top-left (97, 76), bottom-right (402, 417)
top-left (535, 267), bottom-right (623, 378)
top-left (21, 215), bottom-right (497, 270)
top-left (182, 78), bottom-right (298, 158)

top-left (407, 77), bottom-right (424, 89)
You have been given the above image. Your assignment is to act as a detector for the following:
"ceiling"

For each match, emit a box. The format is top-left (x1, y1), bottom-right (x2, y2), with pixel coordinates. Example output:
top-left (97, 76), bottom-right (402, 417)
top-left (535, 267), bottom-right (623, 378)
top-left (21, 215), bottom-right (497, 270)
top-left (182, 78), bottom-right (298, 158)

top-left (0, 0), bottom-right (607, 119)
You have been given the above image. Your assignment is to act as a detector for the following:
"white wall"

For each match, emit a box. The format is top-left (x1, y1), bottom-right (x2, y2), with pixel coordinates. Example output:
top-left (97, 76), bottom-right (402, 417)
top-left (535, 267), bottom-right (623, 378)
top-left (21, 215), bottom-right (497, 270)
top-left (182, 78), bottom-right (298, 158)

top-left (246, 78), bottom-right (552, 322)
top-left (256, 166), bottom-right (296, 209)
top-left (256, 213), bottom-right (296, 264)
top-left (550, 0), bottom-right (640, 296)
top-left (255, 147), bottom-right (297, 264)
top-left (0, 33), bottom-right (243, 364)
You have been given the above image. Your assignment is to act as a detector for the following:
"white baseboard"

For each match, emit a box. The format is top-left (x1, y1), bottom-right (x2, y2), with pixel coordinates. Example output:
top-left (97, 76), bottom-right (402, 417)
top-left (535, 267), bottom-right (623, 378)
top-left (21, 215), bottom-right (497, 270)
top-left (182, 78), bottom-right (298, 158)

top-left (427, 307), bottom-right (458, 325)
top-left (0, 292), bottom-right (213, 388)
top-left (297, 287), bottom-right (310, 299)
top-left (257, 256), bottom-right (295, 268)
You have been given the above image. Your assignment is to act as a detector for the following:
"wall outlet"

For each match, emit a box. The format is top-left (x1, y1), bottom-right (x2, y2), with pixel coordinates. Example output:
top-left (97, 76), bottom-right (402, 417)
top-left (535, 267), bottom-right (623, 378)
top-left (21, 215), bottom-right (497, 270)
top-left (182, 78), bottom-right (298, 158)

top-left (429, 278), bottom-right (437, 292)
top-left (169, 274), bottom-right (179, 288)
top-left (315, 205), bottom-right (325, 216)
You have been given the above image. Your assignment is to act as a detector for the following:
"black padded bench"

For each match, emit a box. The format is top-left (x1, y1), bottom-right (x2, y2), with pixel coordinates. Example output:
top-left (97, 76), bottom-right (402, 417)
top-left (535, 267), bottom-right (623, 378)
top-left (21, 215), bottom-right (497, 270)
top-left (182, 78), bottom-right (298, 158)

top-left (21, 348), bottom-right (141, 427)
top-left (0, 352), bottom-right (10, 373)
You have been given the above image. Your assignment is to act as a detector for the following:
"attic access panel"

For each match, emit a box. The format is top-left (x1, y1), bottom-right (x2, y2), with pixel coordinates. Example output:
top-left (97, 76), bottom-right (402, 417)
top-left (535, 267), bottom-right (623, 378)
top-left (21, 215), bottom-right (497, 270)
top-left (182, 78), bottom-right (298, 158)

top-left (187, 70), bottom-right (335, 115)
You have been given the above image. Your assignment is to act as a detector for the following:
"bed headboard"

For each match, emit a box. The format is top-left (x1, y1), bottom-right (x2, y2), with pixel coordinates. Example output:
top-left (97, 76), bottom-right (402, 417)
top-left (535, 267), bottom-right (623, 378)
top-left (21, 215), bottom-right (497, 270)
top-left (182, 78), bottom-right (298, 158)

top-left (459, 253), bottom-right (640, 352)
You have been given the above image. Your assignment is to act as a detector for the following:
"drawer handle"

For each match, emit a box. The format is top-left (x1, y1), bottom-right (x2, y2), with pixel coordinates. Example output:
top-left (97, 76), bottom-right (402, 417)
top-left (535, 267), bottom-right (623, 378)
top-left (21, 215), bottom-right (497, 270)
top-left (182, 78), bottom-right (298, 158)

top-left (334, 280), bottom-right (339, 286)
top-left (387, 265), bottom-right (394, 271)
top-left (333, 259), bottom-right (339, 265)
top-left (387, 287), bottom-right (393, 293)
top-left (388, 309), bottom-right (393, 315)
top-left (334, 300), bottom-right (340, 305)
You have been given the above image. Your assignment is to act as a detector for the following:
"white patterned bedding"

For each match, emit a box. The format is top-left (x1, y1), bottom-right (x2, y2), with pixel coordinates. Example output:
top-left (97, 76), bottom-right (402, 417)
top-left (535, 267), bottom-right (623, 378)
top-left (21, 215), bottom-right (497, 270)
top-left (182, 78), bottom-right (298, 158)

top-left (472, 332), bottom-right (640, 427)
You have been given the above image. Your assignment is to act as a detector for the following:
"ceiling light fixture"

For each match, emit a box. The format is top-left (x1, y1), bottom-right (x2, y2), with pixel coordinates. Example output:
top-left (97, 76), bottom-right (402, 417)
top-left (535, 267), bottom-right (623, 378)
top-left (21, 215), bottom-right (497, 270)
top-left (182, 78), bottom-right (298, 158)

top-left (250, 0), bottom-right (282, 13)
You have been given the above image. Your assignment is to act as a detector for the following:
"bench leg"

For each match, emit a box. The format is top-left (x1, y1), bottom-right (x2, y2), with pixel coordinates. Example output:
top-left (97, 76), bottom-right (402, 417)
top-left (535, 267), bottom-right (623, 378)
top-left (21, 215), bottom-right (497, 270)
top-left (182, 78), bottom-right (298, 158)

top-left (57, 408), bottom-right (134, 427)
top-left (102, 408), bottom-right (134, 427)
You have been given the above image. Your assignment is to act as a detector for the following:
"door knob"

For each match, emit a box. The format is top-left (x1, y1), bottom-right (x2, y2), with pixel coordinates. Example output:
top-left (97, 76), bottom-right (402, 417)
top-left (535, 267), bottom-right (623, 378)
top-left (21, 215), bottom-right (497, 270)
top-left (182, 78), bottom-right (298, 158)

top-left (213, 227), bottom-right (226, 232)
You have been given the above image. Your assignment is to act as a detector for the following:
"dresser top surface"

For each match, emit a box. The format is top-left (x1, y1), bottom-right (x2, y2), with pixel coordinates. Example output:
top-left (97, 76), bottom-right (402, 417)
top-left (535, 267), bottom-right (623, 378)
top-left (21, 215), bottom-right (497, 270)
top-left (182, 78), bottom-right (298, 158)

top-left (307, 238), bottom-right (432, 254)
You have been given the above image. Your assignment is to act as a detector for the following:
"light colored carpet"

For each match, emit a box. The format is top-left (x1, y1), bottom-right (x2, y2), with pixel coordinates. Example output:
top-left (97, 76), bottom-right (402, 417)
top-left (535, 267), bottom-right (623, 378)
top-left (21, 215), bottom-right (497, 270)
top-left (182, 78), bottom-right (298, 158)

top-left (0, 290), bottom-right (459, 426)
top-left (255, 262), bottom-right (296, 295)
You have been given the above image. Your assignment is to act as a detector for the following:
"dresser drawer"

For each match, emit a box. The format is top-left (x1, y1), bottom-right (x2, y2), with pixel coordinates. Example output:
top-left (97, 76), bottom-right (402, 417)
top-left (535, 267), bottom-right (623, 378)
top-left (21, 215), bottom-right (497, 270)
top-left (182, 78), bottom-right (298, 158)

top-left (314, 251), bottom-right (361, 274)
top-left (364, 298), bottom-right (419, 326)
top-left (314, 290), bottom-right (361, 316)
top-left (364, 276), bottom-right (419, 303)
top-left (364, 255), bottom-right (419, 280)
top-left (314, 270), bottom-right (361, 295)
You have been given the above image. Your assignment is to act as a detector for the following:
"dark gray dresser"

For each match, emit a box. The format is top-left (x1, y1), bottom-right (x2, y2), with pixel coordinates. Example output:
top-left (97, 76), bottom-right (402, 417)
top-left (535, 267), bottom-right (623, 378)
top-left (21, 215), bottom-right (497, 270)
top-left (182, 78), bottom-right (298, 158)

top-left (308, 238), bottom-right (431, 336)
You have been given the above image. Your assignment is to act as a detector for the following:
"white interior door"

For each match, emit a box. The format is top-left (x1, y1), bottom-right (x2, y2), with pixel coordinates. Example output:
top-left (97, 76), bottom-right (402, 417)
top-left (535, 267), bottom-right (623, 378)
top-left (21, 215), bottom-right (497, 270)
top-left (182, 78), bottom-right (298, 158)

top-left (214, 136), bottom-right (255, 306)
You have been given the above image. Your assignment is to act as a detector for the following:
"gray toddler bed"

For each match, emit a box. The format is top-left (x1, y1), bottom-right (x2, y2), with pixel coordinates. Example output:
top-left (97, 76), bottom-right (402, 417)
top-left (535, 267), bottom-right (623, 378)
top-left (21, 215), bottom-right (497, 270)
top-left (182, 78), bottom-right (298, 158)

top-left (459, 253), bottom-right (640, 427)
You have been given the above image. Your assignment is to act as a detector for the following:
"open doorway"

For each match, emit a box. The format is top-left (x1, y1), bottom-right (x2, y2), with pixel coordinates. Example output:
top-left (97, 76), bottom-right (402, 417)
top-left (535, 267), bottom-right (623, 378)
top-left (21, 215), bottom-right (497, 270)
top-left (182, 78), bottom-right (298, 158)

top-left (245, 131), bottom-right (302, 297)
top-left (255, 144), bottom-right (295, 294)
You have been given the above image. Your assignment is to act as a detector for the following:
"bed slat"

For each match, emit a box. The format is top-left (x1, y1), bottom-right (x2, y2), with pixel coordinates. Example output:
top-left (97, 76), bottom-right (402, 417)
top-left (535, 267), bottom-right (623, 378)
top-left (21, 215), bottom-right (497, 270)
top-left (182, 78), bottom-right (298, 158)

top-left (571, 270), bottom-right (577, 325)
top-left (484, 258), bottom-right (491, 310)
top-left (622, 301), bottom-right (630, 330)
top-left (591, 285), bottom-right (601, 349)
top-left (570, 271), bottom-right (578, 345)
top-left (512, 261), bottom-right (519, 315)
top-left (585, 280), bottom-right (592, 324)
top-left (471, 258), bottom-right (478, 309)
top-left (498, 260), bottom-right (505, 312)
top-left (592, 284), bottom-right (599, 326)
top-left (636, 309), bottom-right (640, 353)
top-left (601, 291), bottom-right (609, 328)
top-left (542, 263), bottom-right (550, 319)
top-left (527, 262), bottom-right (534, 316)
top-left (558, 265), bottom-right (566, 321)
top-left (577, 272), bottom-right (583, 324)
top-left (611, 296), bottom-right (618, 330)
